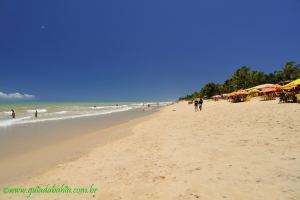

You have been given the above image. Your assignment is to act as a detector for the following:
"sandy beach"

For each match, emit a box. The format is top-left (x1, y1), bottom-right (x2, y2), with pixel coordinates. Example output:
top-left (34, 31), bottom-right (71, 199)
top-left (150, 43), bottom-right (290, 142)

top-left (1, 99), bottom-right (300, 200)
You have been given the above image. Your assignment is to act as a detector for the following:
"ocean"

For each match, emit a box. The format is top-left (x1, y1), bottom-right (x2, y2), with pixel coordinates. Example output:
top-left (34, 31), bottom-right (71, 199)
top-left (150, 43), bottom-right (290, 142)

top-left (0, 101), bottom-right (171, 128)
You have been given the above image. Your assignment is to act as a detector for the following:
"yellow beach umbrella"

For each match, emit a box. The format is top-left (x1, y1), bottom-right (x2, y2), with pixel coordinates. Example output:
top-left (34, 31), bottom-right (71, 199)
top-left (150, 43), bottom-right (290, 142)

top-left (281, 79), bottom-right (300, 89)
top-left (235, 90), bottom-right (249, 95)
top-left (227, 92), bottom-right (236, 97)
top-left (248, 89), bottom-right (260, 94)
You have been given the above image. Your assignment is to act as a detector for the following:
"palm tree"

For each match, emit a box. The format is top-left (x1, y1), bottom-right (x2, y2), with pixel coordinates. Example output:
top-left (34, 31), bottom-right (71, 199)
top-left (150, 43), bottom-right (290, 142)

top-left (280, 61), bottom-right (300, 81)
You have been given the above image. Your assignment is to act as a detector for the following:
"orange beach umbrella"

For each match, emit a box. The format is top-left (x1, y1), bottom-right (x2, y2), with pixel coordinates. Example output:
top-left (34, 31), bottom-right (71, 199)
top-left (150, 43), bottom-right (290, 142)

top-left (228, 90), bottom-right (249, 96)
top-left (261, 87), bottom-right (276, 93)
top-left (235, 90), bottom-right (249, 95)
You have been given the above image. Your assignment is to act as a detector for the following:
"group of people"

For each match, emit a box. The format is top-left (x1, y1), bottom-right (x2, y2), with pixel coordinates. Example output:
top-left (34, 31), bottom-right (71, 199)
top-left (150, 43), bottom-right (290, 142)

top-left (10, 109), bottom-right (38, 119)
top-left (194, 98), bottom-right (203, 112)
top-left (279, 92), bottom-right (298, 103)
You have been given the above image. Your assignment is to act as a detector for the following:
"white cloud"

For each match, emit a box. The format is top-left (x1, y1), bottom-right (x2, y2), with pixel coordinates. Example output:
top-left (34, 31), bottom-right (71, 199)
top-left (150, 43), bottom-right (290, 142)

top-left (0, 91), bottom-right (35, 100)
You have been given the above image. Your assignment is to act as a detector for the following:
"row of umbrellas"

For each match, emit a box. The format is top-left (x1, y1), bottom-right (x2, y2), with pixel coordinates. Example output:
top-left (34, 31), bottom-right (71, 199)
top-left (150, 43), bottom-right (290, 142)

top-left (223, 79), bottom-right (300, 97)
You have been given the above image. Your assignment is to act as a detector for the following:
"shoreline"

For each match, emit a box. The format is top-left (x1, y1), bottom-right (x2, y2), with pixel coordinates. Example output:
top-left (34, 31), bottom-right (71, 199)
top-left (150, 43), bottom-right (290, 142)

top-left (0, 107), bottom-right (159, 186)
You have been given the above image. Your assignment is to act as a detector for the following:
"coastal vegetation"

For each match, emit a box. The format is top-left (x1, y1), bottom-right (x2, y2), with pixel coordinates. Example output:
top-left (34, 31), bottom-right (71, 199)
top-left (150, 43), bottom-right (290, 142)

top-left (179, 61), bottom-right (300, 100)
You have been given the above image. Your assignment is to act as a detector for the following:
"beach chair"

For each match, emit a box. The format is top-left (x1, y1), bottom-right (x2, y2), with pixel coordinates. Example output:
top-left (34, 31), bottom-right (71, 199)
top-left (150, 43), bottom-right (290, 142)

top-left (296, 94), bottom-right (300, 103)
top-left (246, 95), bottom-right (251, 101)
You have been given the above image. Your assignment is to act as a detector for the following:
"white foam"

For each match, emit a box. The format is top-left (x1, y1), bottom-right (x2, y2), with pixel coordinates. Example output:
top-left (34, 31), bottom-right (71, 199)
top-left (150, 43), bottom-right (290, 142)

top-left (89, 105), bottom-right (128, 110)
top-left (130, 103), bottom-right (144, 106)
top-left (0, 106), bottom-right (132, 127)
top-left (27, 109), bottom-right (47, 113)
top-left (89, 106), bottom-right (106, 110)
top-left (0, 116), bottom-right (32, 127)
top-left (55, 111), bottom-right (67, 114)
top-left (3, 111), bottom-right (13, 115)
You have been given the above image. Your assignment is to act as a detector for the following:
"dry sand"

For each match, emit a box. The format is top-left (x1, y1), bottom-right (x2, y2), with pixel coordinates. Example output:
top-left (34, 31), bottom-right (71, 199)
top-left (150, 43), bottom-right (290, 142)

top-left (1, 99), bottom-right (300, 200)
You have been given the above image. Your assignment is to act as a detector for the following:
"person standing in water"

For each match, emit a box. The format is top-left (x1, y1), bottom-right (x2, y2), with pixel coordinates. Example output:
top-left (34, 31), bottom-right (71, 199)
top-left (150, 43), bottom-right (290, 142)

top-left (35, 109), bottom-right (38, 118)
top-left (199, 98), bottom-right (203, 111)
top-left (194, 99), bottom-right (198, 112)
top-left (11, 109), bottom-right (15, 118)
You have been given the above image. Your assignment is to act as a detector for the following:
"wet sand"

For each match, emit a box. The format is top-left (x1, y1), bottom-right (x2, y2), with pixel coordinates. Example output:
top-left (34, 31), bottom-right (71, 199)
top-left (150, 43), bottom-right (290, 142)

top-left (0, 108), bottom-right (158, 186)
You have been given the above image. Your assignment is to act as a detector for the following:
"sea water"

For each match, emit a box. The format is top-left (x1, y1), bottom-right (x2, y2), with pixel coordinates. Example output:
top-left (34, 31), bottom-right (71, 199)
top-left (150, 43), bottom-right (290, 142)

top-left (0, 101), bottom-right (171, 128)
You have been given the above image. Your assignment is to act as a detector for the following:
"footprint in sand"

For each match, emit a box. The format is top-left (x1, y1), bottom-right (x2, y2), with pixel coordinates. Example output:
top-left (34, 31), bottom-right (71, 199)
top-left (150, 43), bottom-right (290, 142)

top-left (188, 167), bottom-right (202, 173)
top-left (152, 175), bottom-right (166, 182)
top-left (189, 193), bottom-right (200, 198)
top-left (256, 178), bottom-right (262, 183)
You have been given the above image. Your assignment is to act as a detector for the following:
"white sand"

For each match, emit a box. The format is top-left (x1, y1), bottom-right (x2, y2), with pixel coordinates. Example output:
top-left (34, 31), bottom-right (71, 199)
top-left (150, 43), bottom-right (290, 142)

top-left (2, 98), bottom-right (300, 200)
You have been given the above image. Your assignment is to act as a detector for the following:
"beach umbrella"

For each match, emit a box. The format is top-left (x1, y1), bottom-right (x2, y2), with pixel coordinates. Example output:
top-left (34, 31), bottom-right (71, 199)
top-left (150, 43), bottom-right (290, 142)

top-left (274, 84), bottom-right (282, 88)
top-left (269, 84), bottom-right (281, 90)
top-left (261, 87), bottom-right (276, 93)
top-left (235, 90), bottom-right (249, 95)
top-left (248, 89), bottom-right (260, 94)
top-left (281, 79), bottom-right (300, 89)
top-left (212, 95), bottom-right (221, 99)
top-left (247, 83), bottom-right (275, 91)
top-left (227, 90), bottom-right (248, 97)
top-left (227, 92), bottom-right (236, 97)
top-left (281, 86), bottom-right (295, 91)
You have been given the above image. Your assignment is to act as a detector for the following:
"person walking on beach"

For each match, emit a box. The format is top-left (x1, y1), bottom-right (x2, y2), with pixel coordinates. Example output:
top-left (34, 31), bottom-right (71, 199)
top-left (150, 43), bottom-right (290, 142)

top-left (194, 99), bottom-right (199, 112)
top-left (11, 109), bottom-right (15, 118)
top-left (35, 109), bottom-right (38, 118)
top-left (199, 98), bottom-right (203, 111)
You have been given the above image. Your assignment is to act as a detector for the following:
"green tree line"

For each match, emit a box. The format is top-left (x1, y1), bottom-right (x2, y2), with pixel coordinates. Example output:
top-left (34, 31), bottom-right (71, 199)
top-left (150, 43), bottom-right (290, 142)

top-left (179, 61), bottom-right (300, 100)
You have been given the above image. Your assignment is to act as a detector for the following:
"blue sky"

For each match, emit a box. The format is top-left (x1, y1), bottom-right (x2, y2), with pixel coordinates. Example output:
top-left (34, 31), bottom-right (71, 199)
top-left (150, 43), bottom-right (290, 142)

top-left (0, 0), bottom-right (299, 101)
